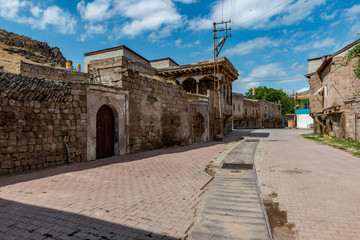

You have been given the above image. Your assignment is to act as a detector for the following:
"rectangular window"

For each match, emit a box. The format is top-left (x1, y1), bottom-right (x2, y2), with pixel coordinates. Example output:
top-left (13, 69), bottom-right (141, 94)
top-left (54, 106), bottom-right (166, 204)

top-left (256, 109), bottom-right (258, 115)
top-left (252, 109), bottom-right (255, 115)
top-left (238, 104), bottom-right (240, 111)
top-left (324, 84), bottom-right (328, 97)
top-left (245, 109), bottom-right (247, 115)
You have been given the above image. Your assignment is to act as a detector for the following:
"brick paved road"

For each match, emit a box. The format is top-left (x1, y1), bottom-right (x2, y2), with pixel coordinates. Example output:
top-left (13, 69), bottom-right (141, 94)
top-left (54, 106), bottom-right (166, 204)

top-left (0, 136), bottom-right (239, 240)
top-left (256, 129), bottom-right (360, 240)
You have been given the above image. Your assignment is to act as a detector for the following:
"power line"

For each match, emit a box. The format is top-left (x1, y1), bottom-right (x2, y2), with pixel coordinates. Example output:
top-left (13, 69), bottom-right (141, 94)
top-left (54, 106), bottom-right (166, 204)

top-left (235, 0), bottom-right (291, 27)
top-left (238, 76), bottom-right (306, 83)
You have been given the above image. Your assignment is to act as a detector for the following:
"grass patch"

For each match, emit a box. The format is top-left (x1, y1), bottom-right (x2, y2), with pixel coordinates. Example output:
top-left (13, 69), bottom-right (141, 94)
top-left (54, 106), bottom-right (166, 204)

top-left (2, 47), bottom-right (15, 53)
top-left (303, 133), bottom-right (360, 157)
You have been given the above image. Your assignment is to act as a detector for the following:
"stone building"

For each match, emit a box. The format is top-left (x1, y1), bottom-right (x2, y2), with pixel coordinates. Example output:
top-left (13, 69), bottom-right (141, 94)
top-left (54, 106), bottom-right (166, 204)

top-left (306, 39), bottom-right (360, 140)
top-left (0, 45), bottom-right (238, 175)
top-left (231, 93), bottom-right (282, 128)
top-left (85, 45), bottom-right (238, 153)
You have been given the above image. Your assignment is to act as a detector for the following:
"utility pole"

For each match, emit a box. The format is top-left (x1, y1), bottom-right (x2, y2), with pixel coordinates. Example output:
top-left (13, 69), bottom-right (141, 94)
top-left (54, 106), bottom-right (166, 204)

top-left (213, 20), bottom-right (231, 139)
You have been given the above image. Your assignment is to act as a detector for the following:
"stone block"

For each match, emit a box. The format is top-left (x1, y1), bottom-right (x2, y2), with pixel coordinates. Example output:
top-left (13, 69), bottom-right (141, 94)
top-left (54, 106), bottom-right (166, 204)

top-left (1, 160), bottom-right (13, 169)
top-left (18, 146), bottom-right (28, 152)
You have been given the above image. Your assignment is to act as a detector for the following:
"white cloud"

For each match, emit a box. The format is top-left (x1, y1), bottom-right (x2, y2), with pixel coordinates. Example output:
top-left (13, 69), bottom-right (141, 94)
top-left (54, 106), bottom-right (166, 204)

top-left (175, 38), bottom-right (200, 48)
top-left (79, 23), bottom-right (107, 41)
top-left (330, 20), bottom-right (341, 27)
top-left (249, 63), bottom-right (286, 78)
top-left (187, 17), bottom-right (213, 31)
top-left (0, 1), bottom-right (77, 34)
top-left (234, 78), bottom-right (261, 90)
top-left (30, 6), bottom-right (77, 34)
top-left (296, 87), bottom-right (309, 93)
top-left (343, 4), bottom-right (360, 22)
top-left (0, 0), bottom-right (27, 20)
top-left (350, 22), bottom-right (360, 35)
top-left (30, 6), bottom-right (42, 18)
top-left (114, 0), bottom-right (183, 38)
top-left (187, 0), bottom-right (326, 31)
top-left (223, 37), bottom-right (280, 56)
top-left (77, 0), bottom-right (185, 39)
top-left (174, 0), bottom-right (197, 3)
top-left (294, 37), bottom-right (336, 51)
top-left (77, 0), bottom-right (112, 22)
top-left (320, 11), bottom-right (337, 20)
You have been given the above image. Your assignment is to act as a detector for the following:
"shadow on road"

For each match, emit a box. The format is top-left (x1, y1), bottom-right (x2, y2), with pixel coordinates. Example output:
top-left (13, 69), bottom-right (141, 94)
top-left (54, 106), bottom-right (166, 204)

top-left (0, 198), bottom-right (177, 240)
top-left (0, 130), bottom-right (247, 188)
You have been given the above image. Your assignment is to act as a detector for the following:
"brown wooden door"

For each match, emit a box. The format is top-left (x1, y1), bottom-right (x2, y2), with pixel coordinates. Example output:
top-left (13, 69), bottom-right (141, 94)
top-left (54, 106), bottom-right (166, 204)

top-left (96, 105), bottom-right (114, 159)
top-left (192, 113), bottom-right (204, 143)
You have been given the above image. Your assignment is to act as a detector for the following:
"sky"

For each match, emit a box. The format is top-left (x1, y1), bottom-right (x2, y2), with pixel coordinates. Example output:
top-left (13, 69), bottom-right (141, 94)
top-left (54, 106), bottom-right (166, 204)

top-left (0, 0), bottom-right (359, 94)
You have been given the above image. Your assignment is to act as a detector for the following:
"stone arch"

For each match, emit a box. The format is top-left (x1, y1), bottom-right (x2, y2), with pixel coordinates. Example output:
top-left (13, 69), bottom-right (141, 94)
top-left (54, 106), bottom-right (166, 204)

top-left (87, 85), bottom-right (128, 160)
top-left (182, 77), bottom-right (197, 93)
top-left (191, 113), bottom-right (205, 143)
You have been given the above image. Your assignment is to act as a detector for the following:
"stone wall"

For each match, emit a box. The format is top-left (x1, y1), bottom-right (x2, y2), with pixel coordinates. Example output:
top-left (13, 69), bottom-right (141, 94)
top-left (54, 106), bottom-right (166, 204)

top-left (122, 69), bottom-right (190, 152)
top-left (0, 72), bottom-right (87, 175)
top-left (17, 61), bottom-right (89, 83)
top-left (308, 73), bottom-right (323, 115)
top-left (322, 57), bottom-right (360, 110)
top-left (309, 56), bottom-right (360, 138)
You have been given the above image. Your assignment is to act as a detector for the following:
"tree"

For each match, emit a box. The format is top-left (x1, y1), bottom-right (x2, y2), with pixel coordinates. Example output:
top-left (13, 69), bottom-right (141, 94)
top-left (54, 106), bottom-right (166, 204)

top-left (245, 86), bottom-right (295, 115)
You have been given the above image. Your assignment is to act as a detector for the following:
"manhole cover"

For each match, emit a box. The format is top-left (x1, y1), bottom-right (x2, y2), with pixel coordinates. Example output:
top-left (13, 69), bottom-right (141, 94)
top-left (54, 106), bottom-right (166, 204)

top-left (222, 163), bottom-right (253, 169)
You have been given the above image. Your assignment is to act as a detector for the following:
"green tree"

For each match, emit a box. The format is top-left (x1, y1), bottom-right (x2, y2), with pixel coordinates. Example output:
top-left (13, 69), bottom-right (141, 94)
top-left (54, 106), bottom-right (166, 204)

top-left (245, 86), bottom-right (295, 115)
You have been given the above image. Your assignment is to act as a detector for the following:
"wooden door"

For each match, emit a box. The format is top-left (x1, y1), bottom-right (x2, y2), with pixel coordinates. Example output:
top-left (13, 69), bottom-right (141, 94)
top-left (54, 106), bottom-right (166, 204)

top-left (192, 113), bottom-right (203, 143)
top-left (96, 105), bottom-right (114, 159)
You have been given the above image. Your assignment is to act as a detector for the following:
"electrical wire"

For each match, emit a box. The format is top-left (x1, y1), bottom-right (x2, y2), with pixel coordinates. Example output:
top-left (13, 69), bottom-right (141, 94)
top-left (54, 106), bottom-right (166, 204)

top-left (236, 0), bottom-right (291, 27)
top-left (238, 76), bottom-right (306, 83)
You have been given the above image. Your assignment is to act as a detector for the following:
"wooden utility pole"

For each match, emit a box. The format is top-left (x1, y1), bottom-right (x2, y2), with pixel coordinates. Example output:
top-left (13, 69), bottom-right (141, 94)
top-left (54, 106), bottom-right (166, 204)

top-left (213, 20), bottom-right (231, 138)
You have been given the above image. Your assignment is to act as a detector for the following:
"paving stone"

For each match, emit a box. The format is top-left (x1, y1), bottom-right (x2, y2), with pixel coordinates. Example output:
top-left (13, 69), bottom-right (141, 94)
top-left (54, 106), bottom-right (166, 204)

top-left (257, 129), bottom-right (360, 240)
top-left (0, 134), bottom-right (239, 239)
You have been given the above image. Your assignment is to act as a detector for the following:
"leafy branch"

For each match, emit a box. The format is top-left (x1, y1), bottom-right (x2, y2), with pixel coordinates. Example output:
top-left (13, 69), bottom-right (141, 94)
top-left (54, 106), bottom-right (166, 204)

top-left (343, 35), bottom-right (360, 79)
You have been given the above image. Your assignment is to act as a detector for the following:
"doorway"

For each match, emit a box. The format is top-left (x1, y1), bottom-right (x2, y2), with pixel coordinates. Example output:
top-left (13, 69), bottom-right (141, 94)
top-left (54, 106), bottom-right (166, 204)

top-left (96, 105), bottom-right (115, 159)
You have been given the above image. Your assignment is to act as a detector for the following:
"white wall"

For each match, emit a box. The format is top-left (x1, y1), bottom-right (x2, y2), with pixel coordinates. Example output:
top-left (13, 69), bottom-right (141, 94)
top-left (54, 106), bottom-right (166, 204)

top-left (297, 114), bottom-right (313, 128)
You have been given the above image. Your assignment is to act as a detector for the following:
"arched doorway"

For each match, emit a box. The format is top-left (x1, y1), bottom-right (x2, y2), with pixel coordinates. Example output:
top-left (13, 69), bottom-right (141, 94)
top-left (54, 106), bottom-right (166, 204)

top-left (192, 113), bottom-right (205, 143)
top-left (96, 105), bottom-right (115, 159)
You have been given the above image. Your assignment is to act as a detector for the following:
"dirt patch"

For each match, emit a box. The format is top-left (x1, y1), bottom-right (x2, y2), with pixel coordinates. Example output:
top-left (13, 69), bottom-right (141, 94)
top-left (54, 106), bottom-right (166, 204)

top-left (261, 186), bottom-right (300, 240)
top-left (270, 166), bottom-right (310, 174)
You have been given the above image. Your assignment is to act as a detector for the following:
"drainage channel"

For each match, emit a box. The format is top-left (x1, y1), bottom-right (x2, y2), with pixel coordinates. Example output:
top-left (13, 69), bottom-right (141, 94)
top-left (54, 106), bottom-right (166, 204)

top-left (188, 138), bottom-right (273, 239)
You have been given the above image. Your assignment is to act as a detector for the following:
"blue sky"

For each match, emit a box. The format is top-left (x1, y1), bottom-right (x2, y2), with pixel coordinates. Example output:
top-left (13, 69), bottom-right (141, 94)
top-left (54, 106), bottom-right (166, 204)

top-left (0, 0), bottom-right (359, 94)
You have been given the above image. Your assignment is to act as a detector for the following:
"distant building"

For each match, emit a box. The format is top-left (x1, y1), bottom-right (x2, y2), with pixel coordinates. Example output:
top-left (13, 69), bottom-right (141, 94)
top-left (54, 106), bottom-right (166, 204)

top-left (295, 90), bottom-right (313, 128)
top-left (231, 93), bottom-right (282, 129)
top-left (306, 39), bottom-right (360, 140)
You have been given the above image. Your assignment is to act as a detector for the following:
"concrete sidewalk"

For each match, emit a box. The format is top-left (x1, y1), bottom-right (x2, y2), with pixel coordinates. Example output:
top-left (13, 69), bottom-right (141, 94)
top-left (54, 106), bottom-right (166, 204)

top-left (188, 136), bottom-right (272, 240)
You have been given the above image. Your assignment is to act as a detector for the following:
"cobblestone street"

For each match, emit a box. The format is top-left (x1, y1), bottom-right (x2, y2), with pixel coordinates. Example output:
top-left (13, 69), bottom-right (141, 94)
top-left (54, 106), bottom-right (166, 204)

top-left (256, 129), bottom-right (360, 240)
top-left (0, 137), bottom-right (237, 240)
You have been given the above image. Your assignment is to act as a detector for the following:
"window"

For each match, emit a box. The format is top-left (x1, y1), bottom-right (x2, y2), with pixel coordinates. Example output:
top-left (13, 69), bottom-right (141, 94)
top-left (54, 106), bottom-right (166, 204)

top-left (252, 109), bottom-right (255, 115)
top-left (238, 104), bottom-right (240, 111)
top-left (324, 84), bottom-right (328, 98)
top-left (256, 109), bottom-right (258, 115)
top-left (245, 109), bottom-right (247, 115)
